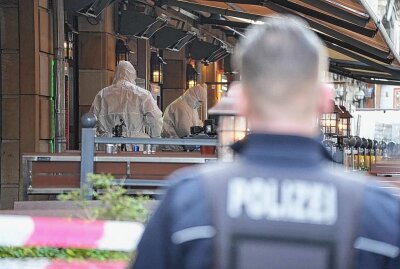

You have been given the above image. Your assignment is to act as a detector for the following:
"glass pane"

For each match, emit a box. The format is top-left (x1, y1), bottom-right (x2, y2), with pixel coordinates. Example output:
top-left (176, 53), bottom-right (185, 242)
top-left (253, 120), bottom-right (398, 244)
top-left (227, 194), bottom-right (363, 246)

top-left (220, 131), bottom-right (235, 146)
top-left (220, 116), bottom-right (236, 131)
top-left (234, 131), bottom-right (247, 142)
top-left (235, 116), bottom-right (247, 131)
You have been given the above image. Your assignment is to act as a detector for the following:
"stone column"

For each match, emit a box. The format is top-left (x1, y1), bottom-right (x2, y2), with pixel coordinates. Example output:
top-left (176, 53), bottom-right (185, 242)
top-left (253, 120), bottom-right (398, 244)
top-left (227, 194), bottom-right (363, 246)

top-left (0, 0), bottom-right (56, 208)
top-left (136, 39), bottom-right (150, 89)
top-left (162, 49), bottom-right (187, 110)
top-left (1, 0), bottom-right (21, 208)
top-left (78, 5), bottom-right (116, 142)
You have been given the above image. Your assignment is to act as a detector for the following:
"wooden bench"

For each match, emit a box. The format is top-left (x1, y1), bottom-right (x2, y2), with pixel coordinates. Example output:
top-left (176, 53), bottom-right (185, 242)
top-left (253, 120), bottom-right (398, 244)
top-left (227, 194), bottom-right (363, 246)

top-left (23, 151), bottom-right (216, 197)
top-left (370, 160), bottom-right (400, 196)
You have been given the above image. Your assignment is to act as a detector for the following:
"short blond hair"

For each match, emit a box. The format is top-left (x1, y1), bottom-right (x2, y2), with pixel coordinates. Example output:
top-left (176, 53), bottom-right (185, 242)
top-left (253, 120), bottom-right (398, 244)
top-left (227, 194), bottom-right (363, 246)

top-left (234, 16), bottom-right (327, 120)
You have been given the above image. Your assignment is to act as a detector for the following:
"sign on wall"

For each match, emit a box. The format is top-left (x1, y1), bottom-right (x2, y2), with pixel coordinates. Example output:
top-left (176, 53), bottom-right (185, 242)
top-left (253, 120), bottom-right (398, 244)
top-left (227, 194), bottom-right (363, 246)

top-left (394, 88), bottom-right (400, 110)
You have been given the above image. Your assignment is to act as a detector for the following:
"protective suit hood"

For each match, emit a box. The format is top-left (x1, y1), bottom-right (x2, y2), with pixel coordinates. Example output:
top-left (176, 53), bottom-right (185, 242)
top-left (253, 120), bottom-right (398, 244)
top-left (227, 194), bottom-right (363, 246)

top-left (182, 84), bottom-right (207, 109)
top-left (112, 61), bottom-right (137, 85)
top-left (162, 84), bottom-right (207, 144)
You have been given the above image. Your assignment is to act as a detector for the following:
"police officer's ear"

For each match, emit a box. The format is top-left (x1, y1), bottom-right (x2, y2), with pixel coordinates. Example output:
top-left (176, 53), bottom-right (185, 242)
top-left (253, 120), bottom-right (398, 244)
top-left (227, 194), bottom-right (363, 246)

top-left (319, 83), bottom-right (333, 114)
top-left (229, 82), bottom-right (248, 116)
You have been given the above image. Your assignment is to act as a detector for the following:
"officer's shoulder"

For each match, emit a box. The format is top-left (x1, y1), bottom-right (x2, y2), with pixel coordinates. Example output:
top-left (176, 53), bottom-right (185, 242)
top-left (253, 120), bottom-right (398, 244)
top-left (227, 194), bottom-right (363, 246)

top-left (322, 166), bottom-right (369, 186)
top-left (326, 167), bottom-right (400, 206)
top-left (361, 180), bottom-right (400, 241)
top-left (364, 179), bottom-right (400, 206)
top-left (163, 163), bottom-right (230, 215)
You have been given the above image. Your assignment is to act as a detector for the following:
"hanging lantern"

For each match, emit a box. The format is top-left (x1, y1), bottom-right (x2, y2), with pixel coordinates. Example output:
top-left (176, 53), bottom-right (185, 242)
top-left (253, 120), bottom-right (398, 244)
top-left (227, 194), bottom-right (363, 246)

top-left (116, 39), bottom-right (131, 64)
top-left (320, 101), bottom-right (341, 137)
top-left (187, 79), bottom-right (196, 88)
top-left (64, 32), bottom-right (74, 61)
top-left (208, 88), bottom-right (248, 162)
top-left (337, 105), bottom-right (352, 138)
top-left (151, 52), bottom-right (166, 84)
top-left (186, 63), bottom-right (198, 88)
top-left (64, 22), bottom-right (77, 61)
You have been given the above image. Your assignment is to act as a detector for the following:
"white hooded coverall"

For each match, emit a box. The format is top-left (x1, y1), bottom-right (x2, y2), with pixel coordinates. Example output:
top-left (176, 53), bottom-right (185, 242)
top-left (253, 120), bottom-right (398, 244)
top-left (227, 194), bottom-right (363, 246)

top-left (162, 84), bottom-right (207, 139)
top-left (90, 61), bottom-right (163, 138)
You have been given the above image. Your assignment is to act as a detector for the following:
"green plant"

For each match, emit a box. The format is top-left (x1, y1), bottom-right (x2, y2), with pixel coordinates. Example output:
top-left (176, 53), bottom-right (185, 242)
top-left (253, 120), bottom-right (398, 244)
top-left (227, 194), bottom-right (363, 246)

top-left (58, 174), bottom-right (149, 222)
top-left (0, 247), bottom-right (131, 261)
top-left (0, 175), bottom-right (148, 261)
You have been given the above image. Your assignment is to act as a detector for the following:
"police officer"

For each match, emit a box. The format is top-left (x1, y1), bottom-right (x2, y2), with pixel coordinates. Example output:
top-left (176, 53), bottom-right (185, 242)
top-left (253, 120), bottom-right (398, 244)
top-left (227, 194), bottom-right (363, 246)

top-left (132, 17), bottom-right (400, 269)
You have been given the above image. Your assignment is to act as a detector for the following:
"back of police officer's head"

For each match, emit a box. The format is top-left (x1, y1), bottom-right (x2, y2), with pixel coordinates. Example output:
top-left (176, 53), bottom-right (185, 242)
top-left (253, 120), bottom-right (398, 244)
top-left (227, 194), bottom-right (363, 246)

top-left (234, 16), bottom-right (331, 136)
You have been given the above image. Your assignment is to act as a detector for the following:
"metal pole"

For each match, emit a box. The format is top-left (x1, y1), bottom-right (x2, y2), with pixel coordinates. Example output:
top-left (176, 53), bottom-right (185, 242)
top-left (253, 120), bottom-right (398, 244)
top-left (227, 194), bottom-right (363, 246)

top-left (363, 149), bottom-right (367, 170)
top-left (54, 0), bottom-right (67, 152)
top-left (80, 113), bottom-right (97, 200)
top-left (196, 61), bottom-right (202, 84)
top-left (80, 128), bottom-right (95, 199)
top-left (195, 61), bottom-right (208, 121)
top-left (369, 150), bottom-right (372, 170)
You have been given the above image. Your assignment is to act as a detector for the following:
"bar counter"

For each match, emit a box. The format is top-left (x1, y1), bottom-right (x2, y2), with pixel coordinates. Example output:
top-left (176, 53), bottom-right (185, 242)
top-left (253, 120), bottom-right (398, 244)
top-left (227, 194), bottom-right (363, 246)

top-left (370, 160), bottom-right (400, 196)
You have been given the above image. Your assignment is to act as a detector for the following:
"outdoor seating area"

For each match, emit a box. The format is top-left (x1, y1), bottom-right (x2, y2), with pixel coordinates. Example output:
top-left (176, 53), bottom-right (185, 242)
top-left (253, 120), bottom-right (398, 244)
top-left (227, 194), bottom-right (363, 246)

top-left (1, 0), bottom-right (400, 268)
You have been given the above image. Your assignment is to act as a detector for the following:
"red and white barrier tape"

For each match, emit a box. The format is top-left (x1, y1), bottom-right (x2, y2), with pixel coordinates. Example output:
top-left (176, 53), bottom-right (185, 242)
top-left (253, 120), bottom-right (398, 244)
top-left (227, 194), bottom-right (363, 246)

top-left (0, 215), bottom-right (144, 251)
top-left (0, 259), bottom-right (128, 269)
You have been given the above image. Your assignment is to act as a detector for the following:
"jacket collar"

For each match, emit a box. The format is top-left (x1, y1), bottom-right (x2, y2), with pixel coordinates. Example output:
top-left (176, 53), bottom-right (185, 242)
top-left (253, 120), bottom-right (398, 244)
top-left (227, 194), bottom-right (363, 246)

top-left (232, 133), bottom-right (333, 166)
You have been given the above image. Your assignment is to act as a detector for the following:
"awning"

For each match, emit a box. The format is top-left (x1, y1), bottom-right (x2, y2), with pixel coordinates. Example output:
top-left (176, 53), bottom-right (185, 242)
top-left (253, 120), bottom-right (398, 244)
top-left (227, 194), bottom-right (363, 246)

top-left (164, 0), bottom-right (400, 85)
top-left (117, 8), bottom-right (228, 62)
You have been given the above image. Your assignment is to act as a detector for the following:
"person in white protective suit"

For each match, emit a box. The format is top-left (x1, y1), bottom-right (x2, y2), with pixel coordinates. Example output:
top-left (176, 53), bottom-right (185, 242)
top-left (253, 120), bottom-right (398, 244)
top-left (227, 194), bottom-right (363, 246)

top-left (162, 84), bottom-right (207, 139)
top-left (90, 61), bottom-right (163, 140)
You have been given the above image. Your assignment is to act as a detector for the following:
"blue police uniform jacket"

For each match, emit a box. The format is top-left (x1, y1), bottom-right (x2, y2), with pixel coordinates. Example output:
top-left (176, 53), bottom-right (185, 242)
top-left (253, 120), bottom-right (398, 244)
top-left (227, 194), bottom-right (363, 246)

top-left (132, 134), bottom-right (400, 269)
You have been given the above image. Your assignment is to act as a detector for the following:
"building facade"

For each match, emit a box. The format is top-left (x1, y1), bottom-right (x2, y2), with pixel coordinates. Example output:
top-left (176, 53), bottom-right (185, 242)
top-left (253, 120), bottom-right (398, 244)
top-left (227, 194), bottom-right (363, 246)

top-left (0, 0), bottom-right (232, 208)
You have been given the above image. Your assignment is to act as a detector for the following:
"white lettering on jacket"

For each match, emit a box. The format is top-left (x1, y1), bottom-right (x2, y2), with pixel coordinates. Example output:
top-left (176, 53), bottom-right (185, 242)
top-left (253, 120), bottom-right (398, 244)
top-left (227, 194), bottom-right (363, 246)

top-left (227, 177), bottom-right (338, 225)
